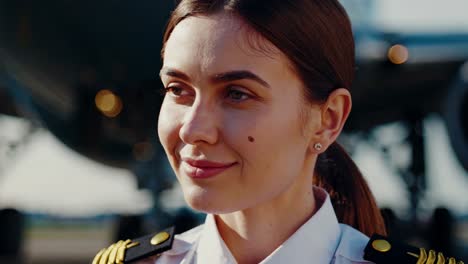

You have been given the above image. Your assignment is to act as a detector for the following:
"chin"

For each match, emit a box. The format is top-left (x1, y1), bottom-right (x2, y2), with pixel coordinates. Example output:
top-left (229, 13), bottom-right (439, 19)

top-left (182, 185), bottom-right (240, 214)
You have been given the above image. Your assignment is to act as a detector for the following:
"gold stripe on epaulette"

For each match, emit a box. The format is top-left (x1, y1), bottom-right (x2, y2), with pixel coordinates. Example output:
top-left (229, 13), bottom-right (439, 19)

top-left (406, 248), bottom-right (464, 264)
top-left (92, 239), bottom-right (140, 264)
top-left (440, 253), bottom-right (447, 264)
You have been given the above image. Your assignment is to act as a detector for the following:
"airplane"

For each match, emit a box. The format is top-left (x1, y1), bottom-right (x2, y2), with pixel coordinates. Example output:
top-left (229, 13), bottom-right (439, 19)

top-left (0, 0), bottom-right (467, 259)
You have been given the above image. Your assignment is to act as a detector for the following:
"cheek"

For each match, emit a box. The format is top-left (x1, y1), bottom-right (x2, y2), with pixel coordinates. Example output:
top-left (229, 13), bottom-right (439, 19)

top-left (157, 100), bottom-right (182, 156)
top-left (222, 109), bottom-right (290, 163)
top-left (224, 105), bottom-right (306, 174)
top-left (221, 111), bottom-right (260, 148)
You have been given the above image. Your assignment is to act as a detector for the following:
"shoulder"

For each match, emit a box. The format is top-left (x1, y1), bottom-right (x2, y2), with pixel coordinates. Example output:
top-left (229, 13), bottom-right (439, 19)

top-left (91, 225), bottom-right (204, 264)
top-left (333, 224), bottom-right (373, 263)
top-left (363, 234), bottom-right (465, 264)
top-left (153, 224), bottom-right (203, 263)
top-left (335, 224), bottom-right (464, 264)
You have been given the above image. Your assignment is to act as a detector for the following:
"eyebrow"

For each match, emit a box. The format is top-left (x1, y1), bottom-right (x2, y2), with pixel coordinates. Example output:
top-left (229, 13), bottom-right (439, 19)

top-left (160, 67), bottom-right (270, 89)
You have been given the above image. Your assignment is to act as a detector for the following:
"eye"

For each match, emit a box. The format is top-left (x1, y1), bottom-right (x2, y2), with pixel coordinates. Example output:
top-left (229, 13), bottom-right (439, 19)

top-left (164, 85), bottom-right (192, 97)
top-left (166, 86), bottom-right (183, 96)
top-left (226, 87), bottom-right (251, 102)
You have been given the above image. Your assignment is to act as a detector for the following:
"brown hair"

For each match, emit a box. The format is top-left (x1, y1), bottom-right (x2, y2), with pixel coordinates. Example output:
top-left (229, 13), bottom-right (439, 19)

top-left (162, 0), bottom-right (386, 236)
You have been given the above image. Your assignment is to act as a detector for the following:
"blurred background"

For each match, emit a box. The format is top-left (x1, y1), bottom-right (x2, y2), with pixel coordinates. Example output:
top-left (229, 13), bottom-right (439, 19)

top-left (0, 0), bottom-right (467, 263)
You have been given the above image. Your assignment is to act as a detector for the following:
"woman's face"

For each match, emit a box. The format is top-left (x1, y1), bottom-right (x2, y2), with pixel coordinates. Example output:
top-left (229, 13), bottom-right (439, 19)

top-left (158, 13), bottom-right (322, 213)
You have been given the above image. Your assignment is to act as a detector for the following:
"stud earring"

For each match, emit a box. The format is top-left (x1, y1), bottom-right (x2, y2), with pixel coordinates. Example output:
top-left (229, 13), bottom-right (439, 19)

top-left (314, 143), bottom-right (323, 151)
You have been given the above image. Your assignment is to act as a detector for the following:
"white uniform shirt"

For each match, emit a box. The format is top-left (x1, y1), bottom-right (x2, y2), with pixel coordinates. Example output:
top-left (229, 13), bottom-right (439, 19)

top-left (137, 187), bottom-right (374, 264)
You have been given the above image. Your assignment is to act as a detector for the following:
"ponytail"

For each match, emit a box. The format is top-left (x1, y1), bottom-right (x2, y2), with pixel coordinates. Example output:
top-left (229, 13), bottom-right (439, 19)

top-left (314, 142), bottom-right (387, 237)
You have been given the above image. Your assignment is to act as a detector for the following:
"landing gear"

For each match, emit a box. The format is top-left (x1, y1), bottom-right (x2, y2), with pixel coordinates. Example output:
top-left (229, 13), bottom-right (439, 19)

top-left (0, 208), bottom-right (24, 264)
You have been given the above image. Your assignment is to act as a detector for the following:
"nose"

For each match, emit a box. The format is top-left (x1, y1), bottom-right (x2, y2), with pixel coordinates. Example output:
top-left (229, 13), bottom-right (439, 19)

top-left (179, 100), bottom-right (219, 145)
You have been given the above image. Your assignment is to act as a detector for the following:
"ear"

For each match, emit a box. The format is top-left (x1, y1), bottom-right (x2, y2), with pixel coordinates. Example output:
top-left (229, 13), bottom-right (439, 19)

top-left (312, 88), bottom-right (352, 152)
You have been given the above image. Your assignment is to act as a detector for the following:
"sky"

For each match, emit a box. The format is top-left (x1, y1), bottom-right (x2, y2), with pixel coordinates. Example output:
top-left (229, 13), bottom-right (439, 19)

top-left (343, 0), bottom-right (468, 33)
top-left (375, 0), bottom-right (468, 32)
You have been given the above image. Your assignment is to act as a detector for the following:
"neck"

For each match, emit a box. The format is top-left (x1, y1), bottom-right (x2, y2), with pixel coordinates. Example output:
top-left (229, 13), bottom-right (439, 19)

top-left (215, 157), bottom-right (317, 264)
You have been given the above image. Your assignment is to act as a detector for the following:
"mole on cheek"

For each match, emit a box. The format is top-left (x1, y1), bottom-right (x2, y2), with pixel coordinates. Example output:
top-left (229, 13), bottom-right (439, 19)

top-left (248, 136), bottom-right (255, 142)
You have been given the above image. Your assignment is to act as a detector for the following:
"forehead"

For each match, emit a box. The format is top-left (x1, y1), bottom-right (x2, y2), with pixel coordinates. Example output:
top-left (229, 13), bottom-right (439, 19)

top-left (163, 13), bottom-right (293, 78)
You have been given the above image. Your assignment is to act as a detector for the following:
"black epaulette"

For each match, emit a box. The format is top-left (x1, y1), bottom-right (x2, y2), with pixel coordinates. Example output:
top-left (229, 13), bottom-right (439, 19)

top-left (364, 234), bottom-right (465, 264)
top-left (92, 226), bottom-right (175, 264)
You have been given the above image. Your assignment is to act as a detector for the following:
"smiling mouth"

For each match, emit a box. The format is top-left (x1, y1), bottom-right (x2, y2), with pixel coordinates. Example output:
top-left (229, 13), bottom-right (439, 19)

top-left (181, 159), bottom-right (237, 179)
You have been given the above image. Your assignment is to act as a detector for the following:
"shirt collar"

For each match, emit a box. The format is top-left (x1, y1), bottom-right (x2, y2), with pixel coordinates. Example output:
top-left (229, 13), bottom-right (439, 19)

top-left (195, 187), bottom-right (341, 264)
top-left (196, 213), bottom-right (237, 263)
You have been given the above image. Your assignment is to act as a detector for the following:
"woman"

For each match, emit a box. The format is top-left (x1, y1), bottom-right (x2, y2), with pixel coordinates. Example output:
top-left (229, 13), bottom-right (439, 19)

top-left (94, 0), bottom-right (422, 263)
top-left (155, 0), bottom-right (385, 262)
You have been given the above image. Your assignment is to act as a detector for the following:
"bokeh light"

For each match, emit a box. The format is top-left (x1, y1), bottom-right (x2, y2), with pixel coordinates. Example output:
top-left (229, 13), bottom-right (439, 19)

top-left (387, 44), bottom-right (409, 64)
top-left (95, 89), bottom-right (123, 118)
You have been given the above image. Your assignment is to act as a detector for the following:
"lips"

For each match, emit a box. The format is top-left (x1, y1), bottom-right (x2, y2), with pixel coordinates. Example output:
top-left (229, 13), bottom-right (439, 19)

top-left (181, 158), bottom-right (236, 179)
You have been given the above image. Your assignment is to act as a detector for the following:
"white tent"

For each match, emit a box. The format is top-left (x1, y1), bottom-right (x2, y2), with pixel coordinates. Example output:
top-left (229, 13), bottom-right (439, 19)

top-left (0, 117), bottom-right (152, 217)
